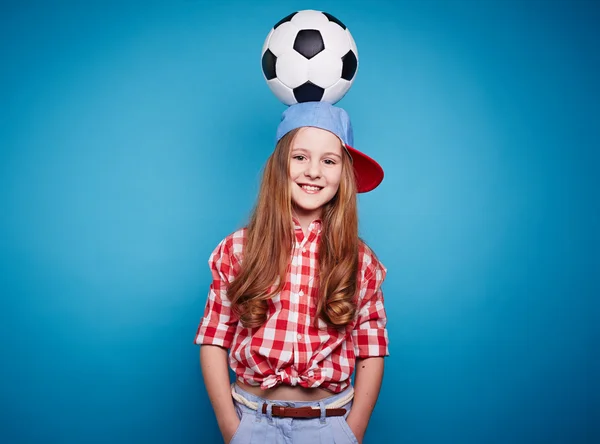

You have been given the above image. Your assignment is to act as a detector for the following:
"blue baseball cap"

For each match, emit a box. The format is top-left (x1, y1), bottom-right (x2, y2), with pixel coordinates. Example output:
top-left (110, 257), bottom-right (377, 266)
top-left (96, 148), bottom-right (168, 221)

top-left (276, 102), bottom-right (383, 193)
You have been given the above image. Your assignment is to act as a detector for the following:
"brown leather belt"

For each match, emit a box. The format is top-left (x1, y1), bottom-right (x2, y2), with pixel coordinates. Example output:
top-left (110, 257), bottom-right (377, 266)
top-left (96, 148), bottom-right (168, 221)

top-left (261, 404), bottom-right (346, 418)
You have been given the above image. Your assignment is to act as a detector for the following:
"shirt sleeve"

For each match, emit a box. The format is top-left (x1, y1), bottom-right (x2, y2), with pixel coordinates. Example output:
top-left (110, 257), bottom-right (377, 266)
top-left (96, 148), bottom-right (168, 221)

top-left (194, 237), bottom-right (239, 349)
top-left (352, 258), bottom-right (389, 358)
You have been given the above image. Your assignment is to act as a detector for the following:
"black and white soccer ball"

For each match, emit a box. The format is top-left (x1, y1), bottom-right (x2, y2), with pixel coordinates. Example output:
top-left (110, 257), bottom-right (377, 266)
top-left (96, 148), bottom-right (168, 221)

top-left (261, 10), bottom-right (359, 105)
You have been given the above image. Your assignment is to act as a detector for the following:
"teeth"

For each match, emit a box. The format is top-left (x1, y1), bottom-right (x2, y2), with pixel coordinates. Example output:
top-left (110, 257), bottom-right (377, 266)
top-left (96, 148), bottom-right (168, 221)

top-left (301, 185), bottom-right (321, 191)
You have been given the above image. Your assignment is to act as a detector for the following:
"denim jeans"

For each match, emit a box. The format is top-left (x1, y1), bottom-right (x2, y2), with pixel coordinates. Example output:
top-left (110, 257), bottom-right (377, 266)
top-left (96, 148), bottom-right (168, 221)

top-left (229, 384), bottom-right (359, 444)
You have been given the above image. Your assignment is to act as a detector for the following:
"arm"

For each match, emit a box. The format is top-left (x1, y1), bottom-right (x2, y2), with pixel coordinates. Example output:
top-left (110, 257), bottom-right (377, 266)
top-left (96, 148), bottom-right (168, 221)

top-left (347, 248), bottom-right (389, 443)
top-left (195, 236), bottom-right (243, 443)
top-left (200, 345), bottom-right (239, 444)
top-left (346, 357), bottom-right (384, 443)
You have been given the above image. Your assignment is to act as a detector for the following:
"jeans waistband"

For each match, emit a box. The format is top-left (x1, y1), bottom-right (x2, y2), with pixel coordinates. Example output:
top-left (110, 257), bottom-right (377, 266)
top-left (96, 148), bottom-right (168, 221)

top-left (232, 383), bottom-right (354, 408)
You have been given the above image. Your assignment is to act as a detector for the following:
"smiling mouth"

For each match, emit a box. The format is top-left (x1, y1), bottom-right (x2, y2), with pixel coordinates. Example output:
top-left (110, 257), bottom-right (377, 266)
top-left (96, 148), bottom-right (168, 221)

top-left (298, 183), bottom-right (323, 193)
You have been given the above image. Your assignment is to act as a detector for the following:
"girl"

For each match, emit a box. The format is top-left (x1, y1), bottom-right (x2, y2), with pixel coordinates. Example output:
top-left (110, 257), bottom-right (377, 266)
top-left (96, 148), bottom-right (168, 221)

top-left (195, 101), bottom-right (388, 444)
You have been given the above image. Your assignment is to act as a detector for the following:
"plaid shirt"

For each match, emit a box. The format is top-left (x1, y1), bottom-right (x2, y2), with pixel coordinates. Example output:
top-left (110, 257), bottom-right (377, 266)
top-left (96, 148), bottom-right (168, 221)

top-left (194, 218), bottom-right (389, 394)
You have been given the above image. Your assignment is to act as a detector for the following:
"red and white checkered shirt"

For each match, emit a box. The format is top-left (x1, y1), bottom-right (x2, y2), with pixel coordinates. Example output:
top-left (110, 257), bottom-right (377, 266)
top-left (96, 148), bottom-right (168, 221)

top-left (194, 218), bottom-right (389, 394)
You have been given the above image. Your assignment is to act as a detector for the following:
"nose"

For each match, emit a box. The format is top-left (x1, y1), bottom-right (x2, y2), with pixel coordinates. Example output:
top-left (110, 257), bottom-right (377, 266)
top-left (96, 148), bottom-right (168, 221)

top-left (304, 158), bottom-right (322, 179)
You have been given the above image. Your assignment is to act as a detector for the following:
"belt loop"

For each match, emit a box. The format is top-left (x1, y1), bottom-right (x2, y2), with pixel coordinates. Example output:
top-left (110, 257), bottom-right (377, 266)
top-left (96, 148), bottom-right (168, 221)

top-left (318, 400), bottom-right (327, 424)
top-left (265, 401), bottom-right (274, 423)
top-left (255, 401), bottom-right (264, 422)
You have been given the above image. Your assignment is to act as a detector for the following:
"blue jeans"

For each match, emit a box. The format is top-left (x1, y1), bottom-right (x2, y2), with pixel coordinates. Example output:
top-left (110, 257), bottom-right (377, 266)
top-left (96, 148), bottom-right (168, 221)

top-left (229, 384), bottom-right (359, 444)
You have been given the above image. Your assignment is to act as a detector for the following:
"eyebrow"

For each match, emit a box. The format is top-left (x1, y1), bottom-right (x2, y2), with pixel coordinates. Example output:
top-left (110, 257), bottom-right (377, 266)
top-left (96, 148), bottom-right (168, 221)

top-left (292, 148), bottom-right (342, 159)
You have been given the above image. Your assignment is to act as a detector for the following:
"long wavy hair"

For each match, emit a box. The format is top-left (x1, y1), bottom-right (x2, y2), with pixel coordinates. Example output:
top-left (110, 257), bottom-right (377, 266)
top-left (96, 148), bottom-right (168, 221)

top-left (227, 128), bottom-right (359, 329)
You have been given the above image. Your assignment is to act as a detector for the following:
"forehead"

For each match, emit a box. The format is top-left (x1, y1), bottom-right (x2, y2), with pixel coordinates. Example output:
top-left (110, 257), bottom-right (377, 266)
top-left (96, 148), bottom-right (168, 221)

top-left (291, 127), bottom-right (343, 155)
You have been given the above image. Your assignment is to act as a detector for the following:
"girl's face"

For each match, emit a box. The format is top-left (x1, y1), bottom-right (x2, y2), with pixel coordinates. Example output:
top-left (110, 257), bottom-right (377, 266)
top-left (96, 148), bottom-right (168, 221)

top-left (289, 127), bottom-right (344, 221)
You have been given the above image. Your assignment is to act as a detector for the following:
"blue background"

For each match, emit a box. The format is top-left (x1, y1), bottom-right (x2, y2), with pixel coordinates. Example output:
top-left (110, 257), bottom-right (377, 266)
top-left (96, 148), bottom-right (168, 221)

top-left (1, 0), bottom-right (598, 443)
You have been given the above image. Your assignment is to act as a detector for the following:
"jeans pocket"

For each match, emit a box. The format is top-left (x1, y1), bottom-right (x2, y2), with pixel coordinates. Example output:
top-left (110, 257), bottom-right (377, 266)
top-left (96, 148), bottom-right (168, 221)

top-left (336, 417), bottom-right (359, 444)
top-left (228, 413), bottom-right (249, 444)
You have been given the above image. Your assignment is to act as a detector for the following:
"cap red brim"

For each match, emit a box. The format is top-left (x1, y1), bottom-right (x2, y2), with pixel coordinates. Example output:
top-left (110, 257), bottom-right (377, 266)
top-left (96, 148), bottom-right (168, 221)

top-left (345, 145), bottom-right (384, 193)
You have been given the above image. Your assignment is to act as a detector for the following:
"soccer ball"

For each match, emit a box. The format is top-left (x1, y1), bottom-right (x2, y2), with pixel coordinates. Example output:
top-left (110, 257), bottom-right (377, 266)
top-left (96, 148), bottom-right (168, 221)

top-left (261, 10), bottom-right (359, 106)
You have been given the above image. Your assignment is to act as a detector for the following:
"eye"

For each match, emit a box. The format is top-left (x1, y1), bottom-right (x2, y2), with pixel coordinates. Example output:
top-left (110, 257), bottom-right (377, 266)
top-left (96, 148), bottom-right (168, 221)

top-left (293, 155), bottom-right (306, 161)
top-left (323, 159), bottom-right (337, 165)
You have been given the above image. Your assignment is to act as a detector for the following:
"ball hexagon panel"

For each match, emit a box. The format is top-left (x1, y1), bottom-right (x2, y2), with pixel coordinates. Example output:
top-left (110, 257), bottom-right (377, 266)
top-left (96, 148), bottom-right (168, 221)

top-left (318, 21), bottom-right (351, 58)
top-left (276, 50), bottom-right (310, 88)
top-left (268, 21), bottom-right (299, 57)
top-left (346, 29), bottom-right (358, 59)
top-left (290, 10), bottom-right (329, 29)
top-left (267, 78), bottom-right (297, 105)
top-left (308, 49), bottom-right (342, 88)
top-left (321, 78), bottom-right (351, 103)
top-left (262, 28), bottom-right (274, 55)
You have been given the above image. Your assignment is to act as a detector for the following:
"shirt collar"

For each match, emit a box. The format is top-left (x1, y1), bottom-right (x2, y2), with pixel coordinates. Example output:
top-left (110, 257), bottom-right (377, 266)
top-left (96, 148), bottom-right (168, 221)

top-left (292, 216), bottom-right (322, 243)
top-left (292, 216), bottom-right (322, 230)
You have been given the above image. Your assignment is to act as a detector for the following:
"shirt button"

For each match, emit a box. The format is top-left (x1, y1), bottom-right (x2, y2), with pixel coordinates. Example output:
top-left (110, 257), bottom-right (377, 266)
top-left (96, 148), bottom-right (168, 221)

top-left (298, 290), bottom-right (304, 296)
top-left (302, 248), bottom-right (306, 253)
top-left (297, 334), bottom-right (303, 340)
